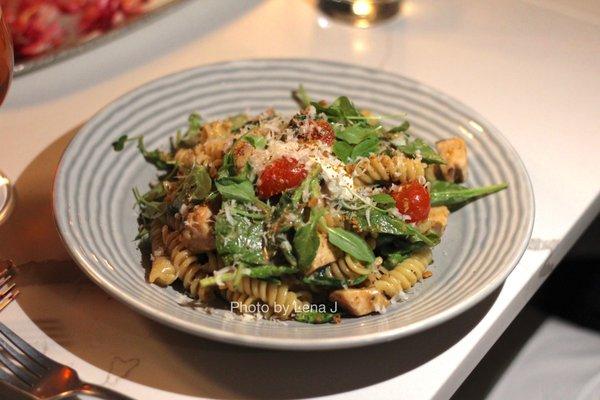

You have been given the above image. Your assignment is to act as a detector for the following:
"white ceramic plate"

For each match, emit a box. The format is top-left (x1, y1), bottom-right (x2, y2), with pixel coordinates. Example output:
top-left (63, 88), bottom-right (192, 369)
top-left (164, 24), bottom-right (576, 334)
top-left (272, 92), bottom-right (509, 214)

top-left (54, 59), bottom-right (534, 350)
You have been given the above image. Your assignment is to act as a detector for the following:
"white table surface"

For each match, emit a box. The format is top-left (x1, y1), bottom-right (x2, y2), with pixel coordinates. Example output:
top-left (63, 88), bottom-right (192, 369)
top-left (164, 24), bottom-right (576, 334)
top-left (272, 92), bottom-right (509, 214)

top-left (1, 0), bottom-right (599, 399)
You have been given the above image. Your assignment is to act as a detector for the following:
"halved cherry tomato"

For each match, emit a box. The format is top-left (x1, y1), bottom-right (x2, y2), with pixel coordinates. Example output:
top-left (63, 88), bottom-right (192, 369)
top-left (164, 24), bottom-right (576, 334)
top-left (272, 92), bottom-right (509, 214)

top-left (390, 181), bottom-right (430, 223)
top-left (257, 157), bottom-right (307, 198)
top-left (305, 119), bottom-right (335, 145)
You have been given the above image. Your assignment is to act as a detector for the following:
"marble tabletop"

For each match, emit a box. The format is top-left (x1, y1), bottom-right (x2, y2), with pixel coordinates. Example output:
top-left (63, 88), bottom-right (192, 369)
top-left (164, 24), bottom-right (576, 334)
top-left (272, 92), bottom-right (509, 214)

top-left (0, 0), bottom-right (599, 399)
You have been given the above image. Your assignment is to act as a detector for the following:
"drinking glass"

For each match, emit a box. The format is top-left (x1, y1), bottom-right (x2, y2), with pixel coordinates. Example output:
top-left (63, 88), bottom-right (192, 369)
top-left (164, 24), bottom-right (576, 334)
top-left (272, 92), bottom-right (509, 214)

top-left (0, 7), bottom-right (14, 224)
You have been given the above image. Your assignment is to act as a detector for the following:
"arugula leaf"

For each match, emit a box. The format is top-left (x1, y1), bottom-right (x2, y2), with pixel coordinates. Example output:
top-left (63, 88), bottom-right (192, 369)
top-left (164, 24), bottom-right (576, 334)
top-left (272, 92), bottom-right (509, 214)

top-left (351, 209), bottom-right (437, 246)
top-left (173, 113), bottom-right (203, 149)
top-left (312, 96), bottom-right (364, 125)
top-left (302, 267), bottom-right (368, 288)
top-left (112, 135), bottom-right (129, 151)
top-left (215, 201), bottom-right (266, 265)
top-left (325, 227), bottom-right (375, 263)
top-left (137, 137), bottom-right (175, 171)
top-left (242, 135), bottom-right (267, 149)
top-left (295, 311), bottom-right (339, 324)
top-left (371, 193), bottom-right (396, 208)
top-left (294, 85), bottom-right (312, 108)
top-left (388, 121), bottom-right (410, 133)
top-left (350, 136), bottom-right (379, 160)
top-left (293, 208), bottom-right (325, 271)
top-left (133, 187), bottom-right (165, 220)
top-left (172, 166), bottom-right (212, 207)
top-left (332, 140), bottom-right (353, 163)
top-left (396, 138), bottom-right (445, 164)
top-left (336, 124), bottom-right (380, 145)
top-left (216, 178), bottom-right (258, 203)
top-left (430, 181), bottom-right (508, 207)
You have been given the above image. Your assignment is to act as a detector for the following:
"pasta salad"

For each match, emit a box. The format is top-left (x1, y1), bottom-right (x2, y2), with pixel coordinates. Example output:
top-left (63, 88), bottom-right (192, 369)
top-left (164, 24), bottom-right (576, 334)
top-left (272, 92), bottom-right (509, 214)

top-left (112, 87), bottom-right (507, 323)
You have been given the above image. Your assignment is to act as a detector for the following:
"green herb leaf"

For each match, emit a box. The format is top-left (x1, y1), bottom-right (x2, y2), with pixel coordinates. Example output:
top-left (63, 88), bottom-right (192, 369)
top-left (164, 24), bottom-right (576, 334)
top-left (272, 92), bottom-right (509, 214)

top-left (388, 121), bottom-right (410, 133)
top-left (293, 208), bottom-right (325, 271)
top-left (325, 227), bottom-right (375, 263)
top-left (332, 140), bottom-right (353, 163)
top-left (430, 181), bottom-right (508, 207)
top-left (137, 137), bottom-right (174, 171)
top-left (172, 166), bottom-right (212, 207)
top-left (294, 85), bottom-right (312, 108)
top-left (111, 135), bottom-right (129, 151)
top-left (396, 138), bottom-right (445, 164)
top-left (351, 209), bottom-right (437, 246)
top-left (371, 193), bottom-right (396, 207)
top-left (245, 264), bottom-right (297, 279)
top-left (173, 113), bottom-right (203, 149)
top-left (302, 268), bottom-right (368, 288)
top-left (242, 135), bottom-right (267, 149)
top-left (336, 124), bottom-right (380, 145)
top-left (215, 202), bottom-right (266, 265)
top-left (216, 178), bottom-right (258, 203)
top-left (350, 136), bottom-right (379, 160)
top-left (295, 311), bottom-right (338, 324)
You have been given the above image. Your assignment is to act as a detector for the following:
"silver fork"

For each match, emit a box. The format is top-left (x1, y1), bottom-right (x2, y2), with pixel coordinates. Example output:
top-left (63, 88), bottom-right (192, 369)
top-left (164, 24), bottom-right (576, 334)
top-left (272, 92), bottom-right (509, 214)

top-left (0, 260), bottom-right (19, 311)
top-left (0, 261), bottom-right (135, 400)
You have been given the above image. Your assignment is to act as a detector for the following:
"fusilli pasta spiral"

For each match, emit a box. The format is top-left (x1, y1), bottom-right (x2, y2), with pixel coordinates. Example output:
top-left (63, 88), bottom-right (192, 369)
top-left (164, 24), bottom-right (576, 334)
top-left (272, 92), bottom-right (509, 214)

top-left (373, 248), bottom-right (432, 299)
top-left (227, 277), bottom-right (308, 319)
top-left (351, 153), bottom-right (425, 186)
top-left (328, 255), bottom-right (371, 281)
top-left (161, 226), bottom-right (214, 301)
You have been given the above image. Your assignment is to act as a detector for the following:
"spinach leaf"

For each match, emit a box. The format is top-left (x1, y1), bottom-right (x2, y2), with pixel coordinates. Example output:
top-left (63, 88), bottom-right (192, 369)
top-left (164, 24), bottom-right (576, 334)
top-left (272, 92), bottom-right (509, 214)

top-left (215, 202), bottom-right (266, 265)
top-left (350, 209), bottom-right (437, 246)
top-left (430, 181), bottom-right (508, 207)
top-left (302, 267), bottom-right (368, 288)
top-left (293, 208), bottom-right (325, 271)
top-left (242, 134), bottom-right (267, 149)
top-left (350, 136), bottom-right (379, 160)
top-left (371, 193), bottom-right (396, 208)
top-left (311, 96), bottom-right (363, 125)
top-left (295, 311), bottom-right (339, 324)
top-left (325, 227), bottom-right (375, 263)
top-left (332, 140), bottom-right (353, 163)
top-left (396, 138), bottom-right (445, 164)
top-left (336, 124), bottom-right (380, 145)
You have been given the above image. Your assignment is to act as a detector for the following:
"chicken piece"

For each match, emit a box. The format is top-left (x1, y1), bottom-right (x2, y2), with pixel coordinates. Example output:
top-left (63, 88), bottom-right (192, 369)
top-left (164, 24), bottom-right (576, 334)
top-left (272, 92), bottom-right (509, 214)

top-left (305, 233), bottom-right (338, 275)
top-left (330, 288), bottom-right (389, 317)
top-left (181, 205), bottom-right (216, 253)
top-left (200, 120), bottom-right (232, 142)
top-left (435, 137), bottom-right (468, 182)
top-left (418, 206), bottom-right (450, 237)
top-left (232, 139), bottom-right (254, 172)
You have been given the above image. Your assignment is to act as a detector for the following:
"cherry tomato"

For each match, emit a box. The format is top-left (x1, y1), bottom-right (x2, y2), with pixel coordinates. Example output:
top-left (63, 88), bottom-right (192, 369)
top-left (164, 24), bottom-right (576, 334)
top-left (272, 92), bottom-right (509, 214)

top-left (391, 182), bottom-right (430, 223)
top-left (306, 119), bottom-right (335, 145)
top-left (257, 157), bottom-right (307, 198)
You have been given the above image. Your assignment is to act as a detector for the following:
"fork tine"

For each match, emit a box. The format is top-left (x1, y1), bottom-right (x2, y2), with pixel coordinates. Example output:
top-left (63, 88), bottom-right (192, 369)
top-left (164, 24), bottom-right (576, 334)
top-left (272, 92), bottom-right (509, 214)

top-left (0, 263), bottom-right (19, 312)
top-left (0, 323), bottom-right (57, 369)
top-left (0, 349), bottom-right (36, 386)
top-left (0, 335), bottom-right (46, 376)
